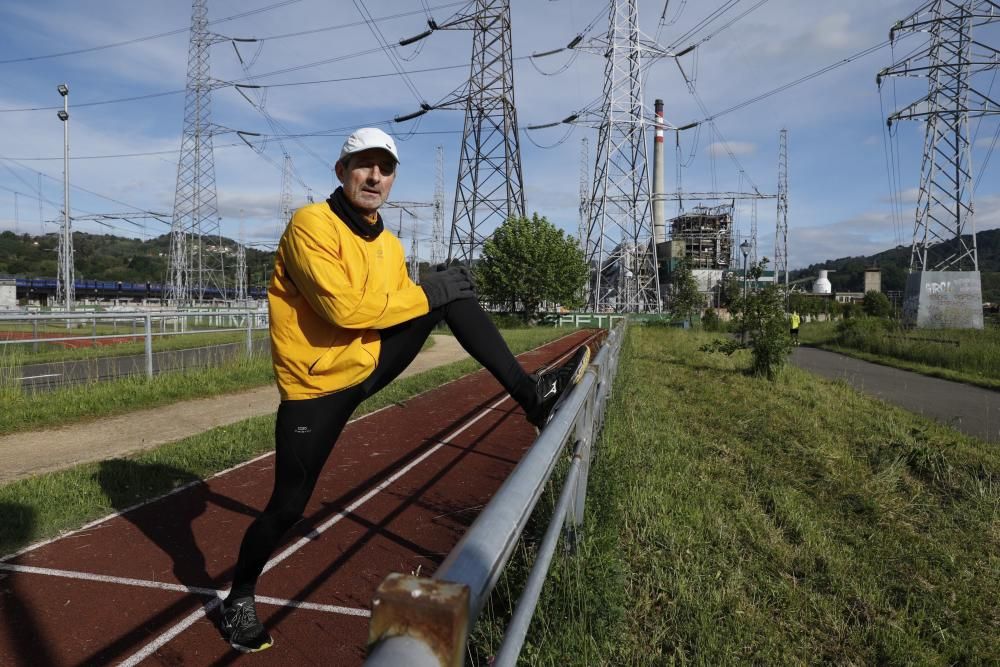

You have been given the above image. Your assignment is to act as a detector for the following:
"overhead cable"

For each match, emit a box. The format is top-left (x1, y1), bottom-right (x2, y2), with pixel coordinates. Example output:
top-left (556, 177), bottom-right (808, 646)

top-left (0, 0), bottom-right (305, 65)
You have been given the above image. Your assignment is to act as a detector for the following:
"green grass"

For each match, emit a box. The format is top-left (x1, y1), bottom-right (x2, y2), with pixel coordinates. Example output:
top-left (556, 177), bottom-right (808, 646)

top-left (801, 319), bottom-right (1000, 390)
top-left (474, 327), bottom-right (998, 665)
top-left (0, 327), bottom-right (574, 553)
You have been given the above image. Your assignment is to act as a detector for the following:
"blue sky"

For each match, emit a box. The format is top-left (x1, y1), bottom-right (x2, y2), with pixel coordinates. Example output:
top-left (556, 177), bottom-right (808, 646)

top-left (0, 0), bottom-right (997, 271)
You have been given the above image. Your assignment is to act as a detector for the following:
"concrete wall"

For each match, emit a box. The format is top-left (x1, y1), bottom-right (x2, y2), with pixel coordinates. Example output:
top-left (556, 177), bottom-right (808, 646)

top-left (0, 280), bottom-right (15, 308)
top-left (864, 269), bottom-right (881, 294)
top-left (903, 270), bottom-right (983, 329)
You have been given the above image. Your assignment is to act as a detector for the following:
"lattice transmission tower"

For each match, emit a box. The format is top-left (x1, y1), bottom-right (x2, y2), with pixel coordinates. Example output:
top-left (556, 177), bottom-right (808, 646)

top-left (878, 0), bottom-right (998, 328)
top-left (579, 137), bottom-right (590, 247)
top-left (168, 0), bottom-right (227, 304)
top-left (879, 1), bottom-right (999, 273)
top-left (774, 128), bottom-right (788, 291)
top-left (279, 154), bottom-right (294, 238)
top-left (575, 0), bottom-right (669, 312)
top-left (431, 146), bottom-right (445, 267)
top-left (398, 0), bottom-right (525, 264)
top-left (236, 210), bottom-right (247, 303)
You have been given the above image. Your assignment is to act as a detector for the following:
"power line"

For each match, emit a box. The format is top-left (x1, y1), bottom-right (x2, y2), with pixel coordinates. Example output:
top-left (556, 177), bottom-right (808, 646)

top-left (1, 158), bottom-right (171, 222)
top-left (352, 0), bottom-right (427, 105)
top-left (0, 0), bottom-right (306, 65)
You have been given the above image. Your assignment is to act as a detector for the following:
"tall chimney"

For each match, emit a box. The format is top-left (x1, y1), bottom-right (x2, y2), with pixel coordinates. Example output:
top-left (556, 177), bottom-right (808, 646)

top-left (652, 98), bottom-right (666, 244)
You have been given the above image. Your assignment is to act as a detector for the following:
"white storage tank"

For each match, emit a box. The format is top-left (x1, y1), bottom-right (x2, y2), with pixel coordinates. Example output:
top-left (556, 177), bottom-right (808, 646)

top-left (813, 270), bottom-right (833, 295)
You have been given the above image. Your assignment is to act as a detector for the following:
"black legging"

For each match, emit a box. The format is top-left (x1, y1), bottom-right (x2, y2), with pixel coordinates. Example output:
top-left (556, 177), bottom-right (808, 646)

top-left (227, 298), bottom-right (536, 600)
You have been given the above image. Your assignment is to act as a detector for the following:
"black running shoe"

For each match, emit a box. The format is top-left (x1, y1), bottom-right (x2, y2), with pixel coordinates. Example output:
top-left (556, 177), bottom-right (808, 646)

top-left (526, 345), bottom-right (591, 429)
top-left (221, 597), bottom-right (273, 653)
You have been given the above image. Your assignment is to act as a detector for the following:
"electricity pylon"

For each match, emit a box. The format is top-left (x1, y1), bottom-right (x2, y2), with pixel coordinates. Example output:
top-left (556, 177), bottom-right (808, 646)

top-left (236, 210), bottom-right (247, 302)
top-left (579, 137), bottom-right (590, 247)
top-left (397, 0), bottom-right (525, 264)
top-left (878, 0), bottom-right (998, 328)
top-left (774, 128), bottom-right (788, 291)
top-left (168, 0), bottom-right (226, 304)
top-left (278, 154), bottom-right (294, 239)
top-left (432, 146), bottom-right (445, 267)
top-left (575, 0), bottom-right (670, 312)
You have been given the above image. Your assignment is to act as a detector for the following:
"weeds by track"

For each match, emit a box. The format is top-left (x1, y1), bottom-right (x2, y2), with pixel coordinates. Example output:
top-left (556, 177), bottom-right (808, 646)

top-left (479, 326), bottom-right (998, 665)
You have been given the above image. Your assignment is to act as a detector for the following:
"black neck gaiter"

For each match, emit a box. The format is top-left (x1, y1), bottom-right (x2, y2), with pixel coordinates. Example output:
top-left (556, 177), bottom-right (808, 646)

top-left (327, 187), bottom-right (384, 240)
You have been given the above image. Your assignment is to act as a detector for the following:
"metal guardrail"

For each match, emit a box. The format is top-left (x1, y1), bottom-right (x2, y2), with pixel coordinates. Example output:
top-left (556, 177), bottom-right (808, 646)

top-left (365, 321), bottom-right (626, 667)
top-left (0, 310), bottom-right (268, 378)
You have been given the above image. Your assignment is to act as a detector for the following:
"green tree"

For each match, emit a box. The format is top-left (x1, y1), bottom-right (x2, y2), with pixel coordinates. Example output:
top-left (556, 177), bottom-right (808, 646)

top-left (474, 214), bottom-right (588, 321)
top-left (702, 259), bottom-right (793, 380)
top-left (667, 259), bottom-right (703, 322)
top-left (862, 290), bottom-right (892, 318)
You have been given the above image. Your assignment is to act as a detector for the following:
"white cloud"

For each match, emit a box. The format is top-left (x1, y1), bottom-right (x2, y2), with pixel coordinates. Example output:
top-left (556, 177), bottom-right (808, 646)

top-left (707, 141), bottom-right (755, 157)
top-left (811, 13), bottom-right (864, 50)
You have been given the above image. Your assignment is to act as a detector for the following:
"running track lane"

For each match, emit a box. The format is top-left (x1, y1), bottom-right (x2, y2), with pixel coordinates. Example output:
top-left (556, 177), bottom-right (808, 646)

top-left (0, 329), bottom-right (603, 666)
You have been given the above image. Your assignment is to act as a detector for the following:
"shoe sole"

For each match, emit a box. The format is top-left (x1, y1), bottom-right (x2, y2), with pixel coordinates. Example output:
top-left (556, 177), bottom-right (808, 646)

top-left (543, 345), bottom-right (591, 426)
top-left (230, 638), bottom-right (274, 653)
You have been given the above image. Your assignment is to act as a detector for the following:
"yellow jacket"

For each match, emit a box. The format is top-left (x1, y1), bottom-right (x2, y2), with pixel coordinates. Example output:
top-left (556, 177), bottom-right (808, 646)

top-left (268, 201), bottom-right (430, 400)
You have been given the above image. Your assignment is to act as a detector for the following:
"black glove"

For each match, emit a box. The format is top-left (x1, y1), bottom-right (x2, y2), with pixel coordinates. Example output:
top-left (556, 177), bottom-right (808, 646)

top-left (422, 266), bottom-right (476, 309)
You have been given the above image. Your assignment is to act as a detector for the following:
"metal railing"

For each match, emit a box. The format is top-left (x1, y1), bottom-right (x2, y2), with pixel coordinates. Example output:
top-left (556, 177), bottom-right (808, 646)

top-left (365, 321), bottom-right (626, 667)
top-left (0, 309), bottom-right (268, 379)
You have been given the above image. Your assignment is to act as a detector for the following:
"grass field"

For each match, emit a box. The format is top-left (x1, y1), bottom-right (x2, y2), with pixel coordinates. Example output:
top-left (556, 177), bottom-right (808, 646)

top-left (800, 319), bottom-right (1000, 389)
top-left (476, 326), bottom-right (998, 665)
top-left (0, 326), bottom-right (574, 553)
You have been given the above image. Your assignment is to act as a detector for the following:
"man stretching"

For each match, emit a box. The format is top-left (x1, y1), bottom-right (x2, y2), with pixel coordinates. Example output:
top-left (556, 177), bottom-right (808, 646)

top-left (220, 127), bottom-right (588, 652)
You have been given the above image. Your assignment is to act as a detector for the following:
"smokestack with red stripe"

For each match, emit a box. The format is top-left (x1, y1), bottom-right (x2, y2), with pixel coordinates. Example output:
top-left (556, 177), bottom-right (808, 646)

top-left (652, 98), bottom-right (666, 244)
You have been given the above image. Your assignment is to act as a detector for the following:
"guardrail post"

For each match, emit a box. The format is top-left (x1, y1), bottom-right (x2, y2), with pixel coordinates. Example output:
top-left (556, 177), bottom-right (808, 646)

top-left (367, 574), bottom-right (469, 667)
top-left (144, 314), bottom-right (153, 378)
top-left (92, 316), bottom-right (98, 348)
top-left (32, 319), bottom-right (38, 353)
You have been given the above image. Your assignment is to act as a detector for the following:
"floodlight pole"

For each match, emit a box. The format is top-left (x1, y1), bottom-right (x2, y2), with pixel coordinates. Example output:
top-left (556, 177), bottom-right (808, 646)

top-left (57, 83), bottom-right (74, 311)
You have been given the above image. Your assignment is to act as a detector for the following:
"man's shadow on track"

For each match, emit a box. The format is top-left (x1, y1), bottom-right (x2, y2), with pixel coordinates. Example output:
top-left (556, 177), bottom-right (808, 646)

top-left (0, 502), bottom-right (60, 666)
top-left (95, 459), bottom-right (259, 593)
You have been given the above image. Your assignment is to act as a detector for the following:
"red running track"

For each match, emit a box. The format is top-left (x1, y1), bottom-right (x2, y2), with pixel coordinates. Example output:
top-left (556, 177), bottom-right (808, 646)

top-left (0, 329), bottom-right (601, 666)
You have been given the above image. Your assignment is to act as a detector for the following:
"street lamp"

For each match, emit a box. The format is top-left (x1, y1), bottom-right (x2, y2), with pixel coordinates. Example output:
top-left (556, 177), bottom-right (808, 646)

top-left (57, 83), bottom-right (73, 310)
top-left (740, 239), bottom-right (751, 343)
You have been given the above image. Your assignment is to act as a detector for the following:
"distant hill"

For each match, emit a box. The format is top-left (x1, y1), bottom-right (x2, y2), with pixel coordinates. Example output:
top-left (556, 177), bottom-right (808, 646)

top-left (790, 228), bottom-right (1000, 302)
top-left (0, 230), bottom-right (275, 288)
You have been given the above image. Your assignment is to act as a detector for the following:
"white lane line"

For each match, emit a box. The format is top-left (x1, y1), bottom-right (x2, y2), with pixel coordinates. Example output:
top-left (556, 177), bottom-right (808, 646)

top-left (118, 394), bottom-right (513, 666)
top-left (1, 337), bottom-right (568, 563)
top-left (18, 373), bottom-right (62, 380)
top-left (0, 403), bottom-right (398, 563)
top-left (0, 563), bottom-right (369, 618)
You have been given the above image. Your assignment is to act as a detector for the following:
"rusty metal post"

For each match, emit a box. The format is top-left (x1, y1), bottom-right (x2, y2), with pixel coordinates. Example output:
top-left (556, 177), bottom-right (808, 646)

top-left (367, 574), bottom-right (469, 667)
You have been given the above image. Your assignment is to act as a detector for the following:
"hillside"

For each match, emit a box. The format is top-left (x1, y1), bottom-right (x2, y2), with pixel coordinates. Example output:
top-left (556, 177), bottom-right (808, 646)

top-left (0, 230), bottom-right (275, 288)
top-left (789, 228), bottom-right (1000, 302)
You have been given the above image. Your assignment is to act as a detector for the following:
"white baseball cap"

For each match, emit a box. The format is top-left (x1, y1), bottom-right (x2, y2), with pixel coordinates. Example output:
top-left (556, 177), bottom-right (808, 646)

top-left (338, 127), bottom-right (400, 164)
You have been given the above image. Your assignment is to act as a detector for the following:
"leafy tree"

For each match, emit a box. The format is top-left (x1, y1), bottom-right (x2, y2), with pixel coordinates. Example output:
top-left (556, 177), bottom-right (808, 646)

top-left (862, 290), bottom-right (892, 318)
top-left (666, 259), bottom-right (703, 322)
top-left (474, 214), bottom-right (588, 321)
top-left (718, 271), bottom-right (742, 309)
top-left (701, 259), bottom-right (793, 380)
top-left (789, 292), bottom-right (837, 318)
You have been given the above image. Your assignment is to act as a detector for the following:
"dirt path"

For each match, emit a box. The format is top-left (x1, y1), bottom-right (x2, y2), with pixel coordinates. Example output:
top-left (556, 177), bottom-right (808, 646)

top-left (0, 335), bottom-right (467, 485)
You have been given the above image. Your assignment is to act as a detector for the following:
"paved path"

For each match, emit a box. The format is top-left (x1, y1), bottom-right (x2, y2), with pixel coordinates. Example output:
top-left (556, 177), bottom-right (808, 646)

top-left (0, 335), bottom-right (467, 484)
top-left (791, 346), bottom-right (1000, 443)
